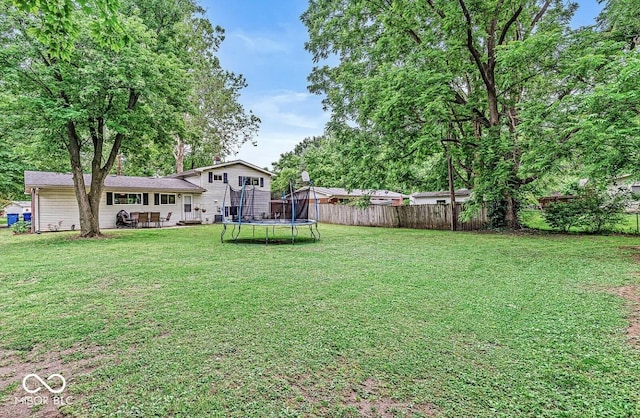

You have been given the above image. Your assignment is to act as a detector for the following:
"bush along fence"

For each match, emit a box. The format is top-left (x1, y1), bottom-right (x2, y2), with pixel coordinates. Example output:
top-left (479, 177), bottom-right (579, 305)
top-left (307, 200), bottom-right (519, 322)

top-left (311, 203), bottom-right (488, 231)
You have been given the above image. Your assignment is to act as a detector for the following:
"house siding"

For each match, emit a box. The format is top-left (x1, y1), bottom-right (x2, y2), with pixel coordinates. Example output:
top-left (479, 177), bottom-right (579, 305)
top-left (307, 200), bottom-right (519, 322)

top-left (100, 191), bottom-right (180, 228)
top-left (410, 195), bottom-right (470, 205)
top-left (35, 188), bottom-right (183, 231)
top-left (37, 188), bottom-right (80, 231)
top-left (184, 164), bottom-right (272, 223)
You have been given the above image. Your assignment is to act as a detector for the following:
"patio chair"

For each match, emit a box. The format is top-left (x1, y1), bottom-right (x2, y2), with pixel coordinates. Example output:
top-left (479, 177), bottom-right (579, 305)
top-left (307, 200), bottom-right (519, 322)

top-left (150, 212), bottom-right (161, 228)
top-left (160, 212), bottom-right (172, 227)
top-left (129, 212), bottom-right (139, 228)
top-left (138, 212), bottom-right (149, 228)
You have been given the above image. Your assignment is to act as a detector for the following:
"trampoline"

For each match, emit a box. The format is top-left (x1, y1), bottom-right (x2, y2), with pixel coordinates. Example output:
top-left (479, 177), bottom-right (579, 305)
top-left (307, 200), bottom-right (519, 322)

top-left (220, 175), bottom-right (320, 244)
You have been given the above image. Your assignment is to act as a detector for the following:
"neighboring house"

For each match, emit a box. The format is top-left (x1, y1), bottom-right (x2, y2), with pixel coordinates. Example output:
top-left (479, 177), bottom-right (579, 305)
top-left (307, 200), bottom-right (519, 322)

top-left (3, 201), bottom-right (32, 215)
top-left (24, 160), bottom-right (273, 232)
top-left (608, 175), bottom-right (640, 212)
top-left (609, 174), bottom-right (640, 194)
top-left (410, 189), bottom-right (471, 205)
top-left (292, 186), bottom-right (406, 206)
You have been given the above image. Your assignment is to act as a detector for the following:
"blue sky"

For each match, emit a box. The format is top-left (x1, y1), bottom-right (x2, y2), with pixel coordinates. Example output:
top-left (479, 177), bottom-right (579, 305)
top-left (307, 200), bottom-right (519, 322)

top-left (201, 1), bottom-right (604, 170)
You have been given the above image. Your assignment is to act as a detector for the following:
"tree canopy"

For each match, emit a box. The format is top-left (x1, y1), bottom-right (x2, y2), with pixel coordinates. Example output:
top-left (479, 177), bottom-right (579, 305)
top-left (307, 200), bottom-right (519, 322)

top-left (299, 0), bottom-right (640, 227)
top-left (0, 0), bottom-right (258, 235)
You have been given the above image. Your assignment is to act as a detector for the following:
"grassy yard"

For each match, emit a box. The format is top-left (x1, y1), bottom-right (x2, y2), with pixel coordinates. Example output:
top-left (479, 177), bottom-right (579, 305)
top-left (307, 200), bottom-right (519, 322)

top-left (521, 210), bottom-right (640, 235)
top-left (1, 224), bottom-right (640, 417)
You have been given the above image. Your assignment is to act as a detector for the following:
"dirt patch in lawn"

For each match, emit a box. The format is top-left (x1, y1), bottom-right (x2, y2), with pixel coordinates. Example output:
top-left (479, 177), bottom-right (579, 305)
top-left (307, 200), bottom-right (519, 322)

top-left (612, 246), bottom-right (640, 349)
top-left (609, 284), bottom-right (640, 349)
top-left (343, 377), bottom-right (437, 418)
top-left (288, 369), bottom-right (437, 417)
top-left (0, 344), bottom-right (110, 418)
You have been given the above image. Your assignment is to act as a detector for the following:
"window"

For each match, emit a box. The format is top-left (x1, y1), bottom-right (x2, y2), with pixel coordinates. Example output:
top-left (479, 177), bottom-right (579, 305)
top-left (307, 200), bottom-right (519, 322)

top-left (154, 193), bottom-right (176, 205)
top-left (160, 194), bottom-right (176, 205)
top-left (239, 176), bottom-right (261, 186)
top-left (436, 199), bottom-right (446, 204)
top-left (114, 193), bottom-right (142, 205)
top-left (214, 174), bottom-right (223, 181)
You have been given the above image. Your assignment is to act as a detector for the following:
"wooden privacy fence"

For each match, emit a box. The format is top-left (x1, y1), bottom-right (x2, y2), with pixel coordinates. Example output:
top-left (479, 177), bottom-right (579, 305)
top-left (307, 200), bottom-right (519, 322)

top-left (311, 203), bottom-right (488, 231)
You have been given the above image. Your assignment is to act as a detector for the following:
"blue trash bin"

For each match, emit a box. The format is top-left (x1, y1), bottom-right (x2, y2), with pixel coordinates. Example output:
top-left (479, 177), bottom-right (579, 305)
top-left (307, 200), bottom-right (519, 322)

top-left (23, 213), bottom-right (32, 222)
top-left (7, 213), bottom-right (19, 226)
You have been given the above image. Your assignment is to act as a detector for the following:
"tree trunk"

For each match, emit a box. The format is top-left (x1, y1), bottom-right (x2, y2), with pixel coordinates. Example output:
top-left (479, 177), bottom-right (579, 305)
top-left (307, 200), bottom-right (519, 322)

top-left (70, 166), bottom-right (102, 237)
top-left (507, 194), bottom-right (521, 229)
top-left (174, 136), bottom-right (186, 173)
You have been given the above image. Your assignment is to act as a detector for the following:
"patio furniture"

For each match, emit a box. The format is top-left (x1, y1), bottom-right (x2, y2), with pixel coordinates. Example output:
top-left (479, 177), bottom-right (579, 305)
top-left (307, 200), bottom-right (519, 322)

top-left (129, 212), bottom-right (140, 228)
top-left (138, 212), bottom-right (149, 228)
top-left (160, 212), bottom-right (172, 227)
top-left (150, 212), bottom-right (161, 228)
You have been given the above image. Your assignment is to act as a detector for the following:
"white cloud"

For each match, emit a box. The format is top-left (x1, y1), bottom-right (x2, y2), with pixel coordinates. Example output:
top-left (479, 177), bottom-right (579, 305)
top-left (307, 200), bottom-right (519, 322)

top-left (249, 90), bottom-right (327, 130)
top-left (230, 30), bottom-right (289, 54)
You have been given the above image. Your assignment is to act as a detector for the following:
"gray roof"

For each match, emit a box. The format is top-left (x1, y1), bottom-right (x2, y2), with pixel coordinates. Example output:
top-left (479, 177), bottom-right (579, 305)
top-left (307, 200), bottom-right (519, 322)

top-left (24, 171), bottom-right (205, 193)
top-left (171, 159), bottom-right (273, 178)
top-left (411, 189), bottom-right (471, 198)
top-left (297, 186), bottom-right (407, 199)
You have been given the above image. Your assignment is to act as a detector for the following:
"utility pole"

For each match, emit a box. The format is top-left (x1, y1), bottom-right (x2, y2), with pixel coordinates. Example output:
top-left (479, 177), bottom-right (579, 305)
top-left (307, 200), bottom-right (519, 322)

top-left (447, 123), bottom-right (457, 231)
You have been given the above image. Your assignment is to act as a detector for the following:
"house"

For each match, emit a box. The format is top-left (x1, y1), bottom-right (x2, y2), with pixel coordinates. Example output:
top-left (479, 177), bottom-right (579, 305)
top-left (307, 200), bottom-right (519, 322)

top-left (609, 174), bottom-right (640, 195)
top-left (170, 160), bottom-right (272, 220)
top-left (608, 175), bottom-right (640, 212)
top-left (2, 200), bottom-right (32, 226)
top-left (3, 201), bottom-right (32, 215)
top-left (24, 160), bottom-right (273, 232)
top-left (410, 189), bottom-right (471, 205)
top-left (292, 187), bottom-right (406, 206)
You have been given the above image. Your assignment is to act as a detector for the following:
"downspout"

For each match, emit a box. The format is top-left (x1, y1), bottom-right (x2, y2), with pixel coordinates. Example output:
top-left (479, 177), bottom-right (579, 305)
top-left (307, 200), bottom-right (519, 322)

top-left (31, 188), bottom-right (39, 233)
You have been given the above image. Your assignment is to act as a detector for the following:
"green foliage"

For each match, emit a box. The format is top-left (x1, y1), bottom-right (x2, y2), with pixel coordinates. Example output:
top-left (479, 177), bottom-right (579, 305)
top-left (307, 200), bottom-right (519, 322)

top-left (11, 0), bottom-right (127, 60)
top-left (1, 0), bottom-right (248, 235)
top-left (542, 199), bottom-right (584, 232)
top-left (271, 136), bottom-right (341, 192)
top-left (10, 220), bottom-right (31, 234)
top-left (542, 187), bottom-right (630, 233)
top-left (347, 195), bottom-right (371, 209)
top-left (302, 0), bottom-right (583, 228)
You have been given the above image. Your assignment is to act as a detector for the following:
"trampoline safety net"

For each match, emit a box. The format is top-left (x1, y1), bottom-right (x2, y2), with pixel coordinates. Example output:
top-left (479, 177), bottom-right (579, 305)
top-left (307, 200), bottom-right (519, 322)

top-left (221, 180), bottom-right (319, 244)
top-left (227, 185), bottom-right (311, 222)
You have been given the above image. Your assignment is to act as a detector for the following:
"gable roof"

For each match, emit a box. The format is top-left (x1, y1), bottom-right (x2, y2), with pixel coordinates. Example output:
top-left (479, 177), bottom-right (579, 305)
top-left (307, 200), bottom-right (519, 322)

top-left (171, 160), bottom-right (273, 178)
top-left (24, 171), bottom-right (206, 193)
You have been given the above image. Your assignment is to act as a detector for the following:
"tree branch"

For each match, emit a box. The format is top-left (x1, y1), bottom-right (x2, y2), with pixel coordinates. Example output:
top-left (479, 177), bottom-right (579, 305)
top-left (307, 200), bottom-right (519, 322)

top-left (530, 0), bottom-right (552, 32)
top-left (458, 0), bottom-right (491, 89)
top-left (426, 0), bottom-right (446, 18)
top-left (498, 4), bottom-right (524, 46)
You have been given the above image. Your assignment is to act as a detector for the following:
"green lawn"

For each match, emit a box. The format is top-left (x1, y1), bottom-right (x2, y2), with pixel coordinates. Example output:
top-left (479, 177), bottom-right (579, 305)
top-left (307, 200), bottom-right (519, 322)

top-left (1, 225), bottom-right (640, 417)
top-left (521, 209), bottom-right (640, 235)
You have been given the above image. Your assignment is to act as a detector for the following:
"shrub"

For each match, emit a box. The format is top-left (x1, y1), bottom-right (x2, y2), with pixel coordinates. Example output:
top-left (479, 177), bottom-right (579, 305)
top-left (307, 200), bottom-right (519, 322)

top-left (11, 220), bottom-right (31, 234)
top-left (542, 187), bottom-right (630, 233)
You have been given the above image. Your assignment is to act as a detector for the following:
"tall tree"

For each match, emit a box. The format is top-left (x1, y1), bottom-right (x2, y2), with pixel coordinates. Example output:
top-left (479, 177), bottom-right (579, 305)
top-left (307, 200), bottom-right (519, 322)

top-left (1, 2), bottom-right (188, 236)
top-left (11, 0), bottom-right (126, 59)
top-left (303, 0), bottom-right (578, 227)
top-left (140, 1), bottom-right (260, 173)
